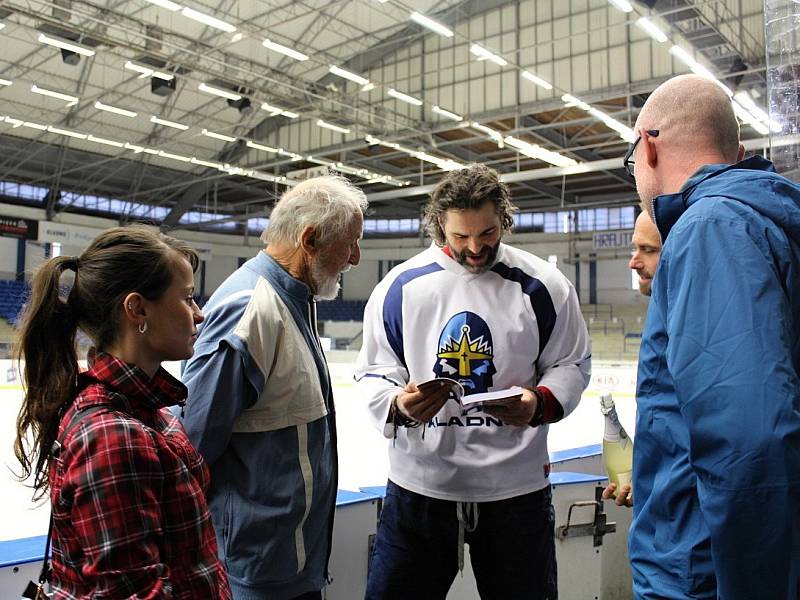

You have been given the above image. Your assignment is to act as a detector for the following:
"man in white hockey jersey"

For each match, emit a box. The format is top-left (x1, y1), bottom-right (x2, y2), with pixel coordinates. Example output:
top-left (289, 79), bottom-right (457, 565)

top-left (355, 164), bottom-right (591, 599)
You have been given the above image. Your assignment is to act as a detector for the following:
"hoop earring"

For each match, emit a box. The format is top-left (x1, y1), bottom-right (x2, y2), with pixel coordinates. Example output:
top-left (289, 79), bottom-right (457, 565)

top-left (138, 322), bottom-right (147, 334)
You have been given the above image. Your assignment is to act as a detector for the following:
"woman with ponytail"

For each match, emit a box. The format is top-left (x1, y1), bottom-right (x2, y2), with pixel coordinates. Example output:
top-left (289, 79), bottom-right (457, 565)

top-left (14, 225), bottom-right (230, 599)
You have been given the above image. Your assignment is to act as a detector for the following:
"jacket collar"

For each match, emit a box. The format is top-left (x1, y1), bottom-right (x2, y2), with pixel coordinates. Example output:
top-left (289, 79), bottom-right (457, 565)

top-left (651, 155), bottom-right (775, 241)
top-left (257, 250), bottom-right (313, 303)
top-left (79, 351), bottom-right (187, 411)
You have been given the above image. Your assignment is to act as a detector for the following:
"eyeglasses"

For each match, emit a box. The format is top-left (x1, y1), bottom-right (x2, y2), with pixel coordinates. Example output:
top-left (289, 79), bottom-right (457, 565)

top-left (623, 129), bottom-right (660, 179)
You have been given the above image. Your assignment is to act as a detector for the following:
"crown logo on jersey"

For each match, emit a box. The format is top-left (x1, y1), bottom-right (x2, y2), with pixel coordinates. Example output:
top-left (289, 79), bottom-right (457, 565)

top-left (433, 312), bottom-right (496, 393)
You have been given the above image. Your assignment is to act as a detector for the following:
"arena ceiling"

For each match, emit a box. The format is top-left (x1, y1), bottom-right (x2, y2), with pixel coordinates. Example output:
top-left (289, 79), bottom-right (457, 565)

top-left (0, 0), bottom-right (770, 234)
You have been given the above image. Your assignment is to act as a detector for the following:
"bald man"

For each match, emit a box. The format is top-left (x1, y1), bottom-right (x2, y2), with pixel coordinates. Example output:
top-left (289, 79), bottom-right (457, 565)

top-left (627, 74), bottom-right (800, 600)
top-left (628, 211), bottom-right (661, 296)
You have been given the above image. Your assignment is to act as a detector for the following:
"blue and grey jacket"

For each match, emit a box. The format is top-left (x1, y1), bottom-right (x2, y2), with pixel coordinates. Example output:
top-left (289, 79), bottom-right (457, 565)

top-left (632, 156), bottom-right (800, 599)
top-left (181, 251), bottom-right (337, 600)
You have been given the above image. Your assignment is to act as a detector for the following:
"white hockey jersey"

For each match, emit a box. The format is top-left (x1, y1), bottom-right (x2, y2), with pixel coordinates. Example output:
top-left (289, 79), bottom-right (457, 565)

top-left (355, 242), bottom-right (591, 502)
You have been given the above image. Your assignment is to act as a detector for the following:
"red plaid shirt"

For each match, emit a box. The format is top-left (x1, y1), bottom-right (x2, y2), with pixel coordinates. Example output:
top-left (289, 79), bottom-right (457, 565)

top-left (49, 352), bottom-right (231, 599)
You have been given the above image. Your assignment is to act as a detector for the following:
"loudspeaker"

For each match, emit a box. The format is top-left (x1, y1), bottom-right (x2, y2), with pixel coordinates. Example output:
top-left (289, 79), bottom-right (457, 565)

top-left (151, 77), bottom-right (176, 96)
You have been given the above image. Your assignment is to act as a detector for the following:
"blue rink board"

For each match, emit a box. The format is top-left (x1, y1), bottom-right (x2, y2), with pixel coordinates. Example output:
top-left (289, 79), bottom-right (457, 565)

top-left (549, 443), bottom-right (602, 464)
top-left (2, 490), bottom-right (384, 569)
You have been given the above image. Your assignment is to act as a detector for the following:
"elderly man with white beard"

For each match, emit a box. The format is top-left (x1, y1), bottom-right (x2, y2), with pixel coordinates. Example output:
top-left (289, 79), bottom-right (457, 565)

top-left (180, 176), bottom-right (366, 600)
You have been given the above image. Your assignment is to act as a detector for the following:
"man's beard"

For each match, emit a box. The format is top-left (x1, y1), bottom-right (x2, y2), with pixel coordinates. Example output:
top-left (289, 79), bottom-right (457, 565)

top-left (449, 241), bottom-right (500, 274)
top-left (311, 259), bottom-right (349, 301)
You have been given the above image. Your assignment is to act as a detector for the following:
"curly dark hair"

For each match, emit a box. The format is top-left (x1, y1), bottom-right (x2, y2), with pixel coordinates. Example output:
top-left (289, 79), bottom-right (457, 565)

top-left (423, 164), bottom-right (516, 245)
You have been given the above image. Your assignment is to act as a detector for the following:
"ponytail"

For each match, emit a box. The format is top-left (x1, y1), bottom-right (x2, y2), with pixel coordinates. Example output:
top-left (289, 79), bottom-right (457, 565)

top-left (14, 255), bottom-right (80, 500)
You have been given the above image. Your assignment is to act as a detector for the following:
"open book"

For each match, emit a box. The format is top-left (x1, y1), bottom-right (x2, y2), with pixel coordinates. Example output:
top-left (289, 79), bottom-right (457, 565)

top-left (458, 386), bottom-right (526, 408)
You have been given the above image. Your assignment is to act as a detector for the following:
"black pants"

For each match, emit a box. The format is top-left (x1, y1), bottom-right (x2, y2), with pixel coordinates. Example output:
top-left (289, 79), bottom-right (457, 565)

top-left (366, 481), bottom-right (557, 600)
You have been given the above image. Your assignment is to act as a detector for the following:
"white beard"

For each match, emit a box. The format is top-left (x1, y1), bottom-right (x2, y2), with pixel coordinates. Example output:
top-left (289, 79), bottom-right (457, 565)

top-left (311, 259), bottom-right (345, 301)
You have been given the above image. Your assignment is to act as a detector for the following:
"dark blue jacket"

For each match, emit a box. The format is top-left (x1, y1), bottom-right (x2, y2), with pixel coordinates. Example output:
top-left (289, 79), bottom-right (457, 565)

top-left (632, 156), bottom-right (800, 599)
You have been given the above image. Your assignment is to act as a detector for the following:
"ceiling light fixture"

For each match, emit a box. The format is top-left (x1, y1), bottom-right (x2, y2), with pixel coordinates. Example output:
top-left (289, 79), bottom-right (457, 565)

top-left (0, 79), bottom-right (11, 86)
top-left (432, 105), bottom-right (463, 121)
top-left (198, 82), bottom-right (241, 100)
top-left (607, 0), bottom-right (633, 12)
top-left (387, 88), bottom-right (423, 106)
top-left (470, 43), bottom-right (507, 66)
top-left (191, 157), bottom-right (223, 169)
top-left (124, 60), bottom-right (174, 81)
top-left (562, 94), bottom-right (634, 142)
top-left (31, 84), bottom-right (79, 105)
top-left (504, 136), bottom-right (578, 167)
top-left (260, 102), bottom-right (299, 118)
top-left (669, 46), bottom-right (733, 97)
top-left (246, 140), bottom-right (278, 153)
top-left (94, 101), bottom-right (137, 118)
top-left (262, 38), bottom-right (308, 61)
top-left (317, 119), bottom-right (351, 134)
top-left (328, 65), bottom-right (369, 86)
top-left (636, 17), bottom-right (668, 43)
top-left (47, 125), bottom-right (86, 139)
top-left (87, 134), bottom-right (124, 148)
top-left (734, 91), bottom-right (781, 132)
top-left (150, 115), bottom-right (189, 130)
top-left (158, 150), bottom-right (192, 162)
top-left (37, 33), bottom-right (95, 56)
top-left (180, 7), bottom-right (236, 33)
top-left (409, 12), bottom-right (454, 37)
top-left (144, 0), bottom-right (181, 11)
top-left (202, 128), bottom-right (237, 142)
top-left (521, 70), bottom-right (553, 90)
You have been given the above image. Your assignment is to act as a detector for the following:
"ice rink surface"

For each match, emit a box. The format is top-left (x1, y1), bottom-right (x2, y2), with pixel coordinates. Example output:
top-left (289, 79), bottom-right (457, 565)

top-left (1, 359), bottom-right (638, 542)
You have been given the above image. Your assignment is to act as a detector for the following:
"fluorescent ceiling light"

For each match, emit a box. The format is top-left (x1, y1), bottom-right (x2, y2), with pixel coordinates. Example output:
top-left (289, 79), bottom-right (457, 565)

top-left (150, 115), bottom-right (189, 130)
top-left (0, 79), bottom-right (11, 86)
top-left (328, 65), bottom-right (369, 86)
top-left (471, 122), bottom-right (504, 144)
top-left (317, 119), bottom-right (350, 134)
top-left (144, 0), bottom-right (181, 10)
top-left (31, 84), bottom-right (79, 105)
top-left (198, 82), bottom-right (241, 100)
top-left (87, 134), bottom-right (124, 148)
top-left (504, 135), bottom-right (578, 167)
top-left (181, 7), bottom-right (236, 33)
top-left (734, 91), bottom-right (782, 132)
top-left (142, 148), bottom-right (160, 155)
top-left (731, 100), bottom-right (769, 135)
top-left (202, 128), bottom-right (237, 142)
top-left (38, 33), bottom-right (95, 56)
top-left (158, 150), bottom-right (192, 162)
top-left (432, 105), bottom-right (463, 121)
top-left (561, 93), bottom-right (591, 110)
top-left (22, 121), bottom-right (47, 131)
top-left (94, 101), bottom-right (137, 118)
top-left (3, 116), bottom-right (22, 127)
top-left (636, 17), bottom-right (668, 43)
top-left (124, 60), bottom-right (174, 81)
top-left (607, 0), bottom-right (633, 12)
top-left (262, 38), bottom-right (308, 61)
top-left (388, 88), bottom-right (423, 106)
top-left (521, 71), bottom-right (553, 90)
top-left (47, 125), bottom-right (86, 139)
top-left (470, 43), bottom-right (507, 66)
top-left (260, 102), bottom-right (298, 118)
top-left (191, 157), bottom-right (223, 169)
top-left (0, 23), bottom-right (5, 30)
top-left (246, 140), bottom-right (278, 153)
top-left (361, 82), bottom-right (375, 92)
top-left (409, 12), bottom-right (453, 37)
top-left (669, 45), bottom-right (732, 97)
top-left (124, 142), bottom-right (144, 153)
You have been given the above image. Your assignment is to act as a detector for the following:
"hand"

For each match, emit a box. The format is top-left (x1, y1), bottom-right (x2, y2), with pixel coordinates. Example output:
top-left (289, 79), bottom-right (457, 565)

top-left (394, 380), bottom-right (452, 423)
top-left (602, 483), bottom-right (633, 507)
top-left (482, 388), bottom-right (537, 427)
